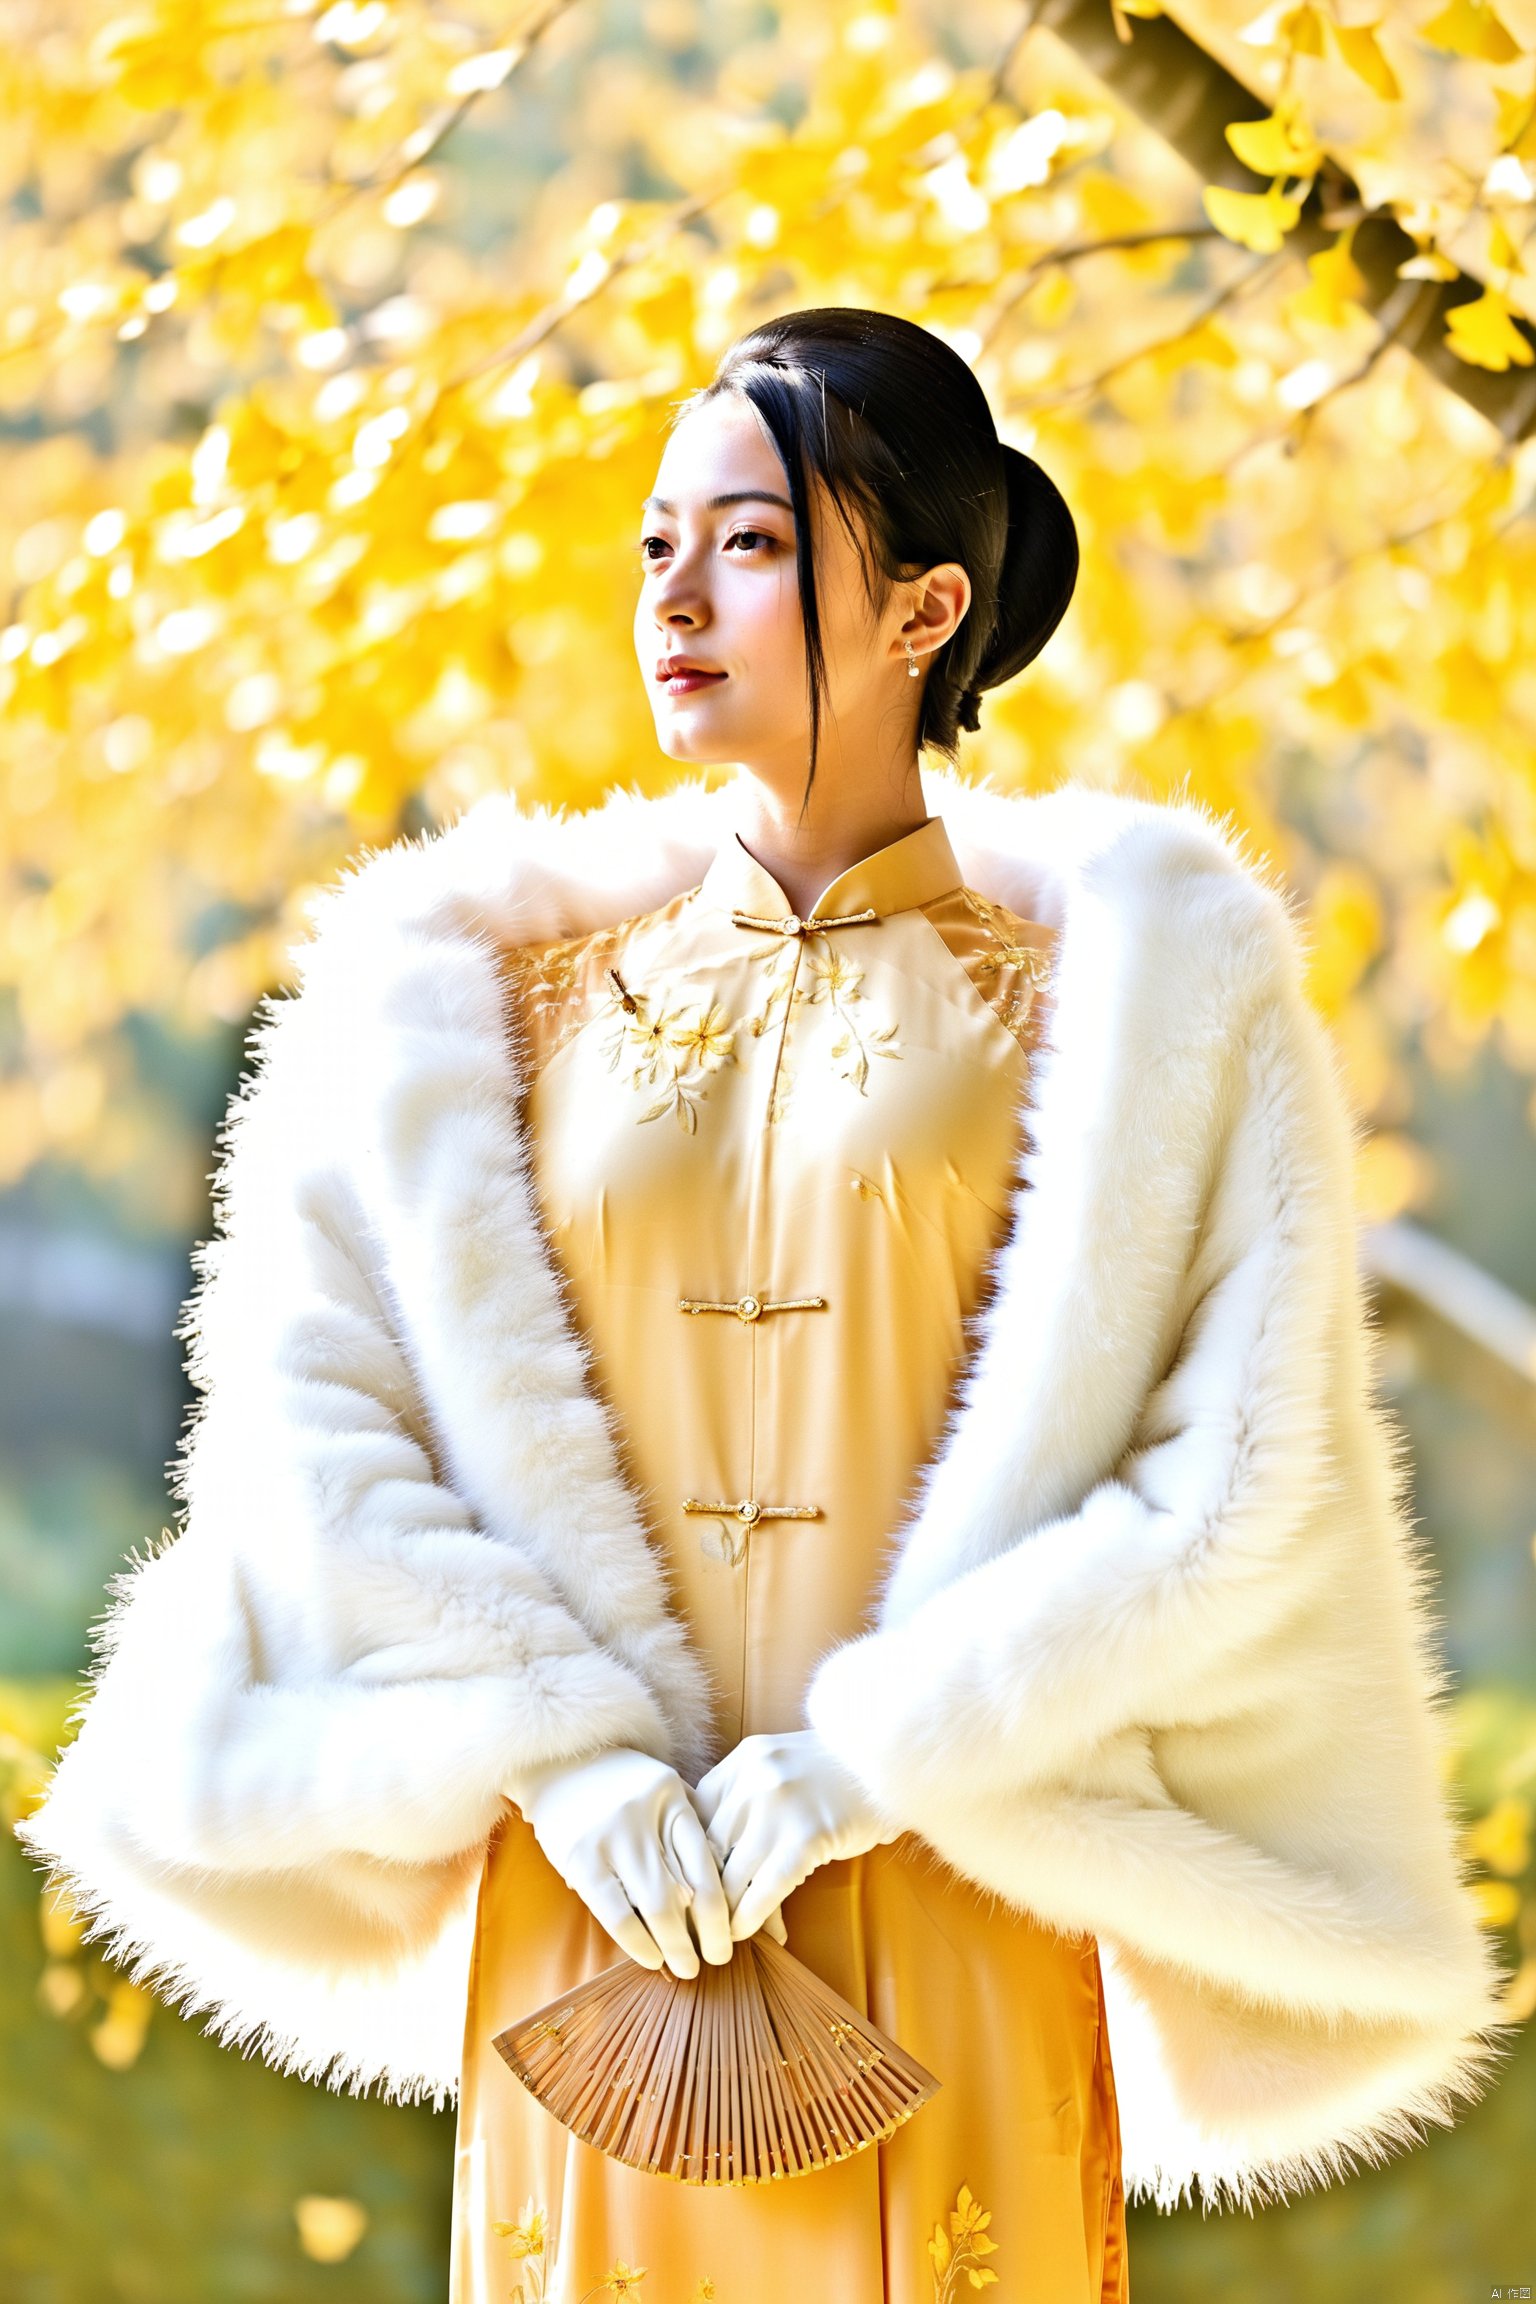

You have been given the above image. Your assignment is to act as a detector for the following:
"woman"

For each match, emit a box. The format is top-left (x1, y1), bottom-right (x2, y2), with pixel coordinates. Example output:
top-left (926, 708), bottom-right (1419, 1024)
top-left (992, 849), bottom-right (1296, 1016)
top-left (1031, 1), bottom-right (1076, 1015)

top-left (21, 310), bottom-right (1510, 2302)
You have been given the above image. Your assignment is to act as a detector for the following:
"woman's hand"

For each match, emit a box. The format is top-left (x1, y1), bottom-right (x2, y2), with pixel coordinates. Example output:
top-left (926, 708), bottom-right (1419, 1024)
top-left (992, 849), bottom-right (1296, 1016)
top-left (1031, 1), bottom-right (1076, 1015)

top-left (503, 1747), bottom-right (733, 1979)
top-left (692, 1729), bottom-right (902, 1944)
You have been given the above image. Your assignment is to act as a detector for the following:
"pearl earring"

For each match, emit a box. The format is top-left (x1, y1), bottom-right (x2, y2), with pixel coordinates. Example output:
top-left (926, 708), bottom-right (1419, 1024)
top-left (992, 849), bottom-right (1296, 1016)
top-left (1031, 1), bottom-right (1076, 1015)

top-left (903, 638), bottom-right (920, 678)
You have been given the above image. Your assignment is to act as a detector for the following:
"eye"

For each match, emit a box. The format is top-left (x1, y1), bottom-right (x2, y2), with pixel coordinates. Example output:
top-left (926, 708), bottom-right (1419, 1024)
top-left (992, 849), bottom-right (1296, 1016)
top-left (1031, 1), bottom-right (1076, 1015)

top-left (635, 527), bottom-right (782, 567)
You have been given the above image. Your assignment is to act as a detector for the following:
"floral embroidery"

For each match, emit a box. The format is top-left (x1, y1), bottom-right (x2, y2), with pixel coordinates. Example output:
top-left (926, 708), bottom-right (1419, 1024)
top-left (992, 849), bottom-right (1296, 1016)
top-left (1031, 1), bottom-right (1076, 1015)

top-left (738, 927), bottom-right (902, 1118)
top-left (581, 2265), bottom-right (647, 2301)
top-left (928, 2183), bottom-right (1000, 2299)
top-left (501, 898), bottom-right (687, 1088)
top-left (958, 890), bottom-right (1055, 981)
top-left (505, 931), bottom-right (604, 1019)
top-left (493, 2197), bottom-right (548, 2301)
top-left (598, 984), bottom-right (739, 1132)
top-left (668, 1003), bottom-right (737, 1069)
top-left (499, 2207), bottom-right (717, 2304)
top-left (501, 925), bottom-right (625, 1083)
top-left (698, 1513), bottom-right (749, 1568)
top-left (803, 943), bottom-right (901, 1093)
top-left (739, 932), bottom-right (802, 1046)
top-left (944, 889), bottom-right (1056, 1053)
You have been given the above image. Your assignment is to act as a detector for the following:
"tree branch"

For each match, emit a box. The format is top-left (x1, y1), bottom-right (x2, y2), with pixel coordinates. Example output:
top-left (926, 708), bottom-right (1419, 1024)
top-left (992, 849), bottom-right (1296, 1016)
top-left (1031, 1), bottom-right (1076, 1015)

top-left (1034, 0), bottom-right (1536, 441)
top-left (1211, 276), bottom-right (1442, 485)
top-left (1364, 1217), bottom-right (1536, 1387)
top-left (972, 223), bottom-right (1228, 359)
top-left (1015, 244), bottom-right (1285, 406)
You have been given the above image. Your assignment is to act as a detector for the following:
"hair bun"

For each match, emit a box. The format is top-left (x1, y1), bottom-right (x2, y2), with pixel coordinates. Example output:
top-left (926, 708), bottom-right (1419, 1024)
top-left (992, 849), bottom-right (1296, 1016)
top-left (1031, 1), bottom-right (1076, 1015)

top-left (706, 307), bottom-right (1080, 768)
top-left (968, 442), bottom-right (1079, 705)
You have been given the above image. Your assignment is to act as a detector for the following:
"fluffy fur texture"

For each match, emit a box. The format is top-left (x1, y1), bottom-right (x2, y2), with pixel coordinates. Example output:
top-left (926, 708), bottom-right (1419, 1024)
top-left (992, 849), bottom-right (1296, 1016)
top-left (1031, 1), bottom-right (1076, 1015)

top-left (19, 765), bottom-right (1516, 2214)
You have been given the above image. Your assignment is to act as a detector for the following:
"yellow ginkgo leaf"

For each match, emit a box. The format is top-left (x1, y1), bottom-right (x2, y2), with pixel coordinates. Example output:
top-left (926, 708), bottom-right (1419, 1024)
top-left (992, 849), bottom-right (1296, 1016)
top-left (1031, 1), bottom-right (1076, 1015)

top-left (1420, 0), bottom-right (1523, 62)
top-left (1397, 248), bottom-right (1460, 282)
top-left (1112, 0), bottom-right (1164, 24)
top-left (1487, 217), bottom-right (1525, 274)
top-left (1025, 268), bottom-right (1077, 328)
top-left (1471, 1878), bottom-right (1521, 1927)
top-left (1444, 285), bottom-right (1536, 371)
top-left (1467, 1795), bottom-right (1532, 1876)
top-left (950, 2184), bottom-right (985, 2236)
top-left (1203, 180), bottom-right (1304, 253)
top-left (92, 19), bottom-right (214, 109)
top-left (1284, 224), bottom-right (1368, 329)
top-left (1143, 317), bottom-right (1239, 385)
top-left (1329, 20), bottom-right (1401, 99)
top-left (1238, 0), bottom-right (1327, 52)
top-left (1494, 84), bottom-right (1536, 161)
top-left (1226, 96), bottom-right (1323, 178)
top-left (294, 2197), bottom-right (369, 2267)
top-left (1286, 3), bottom-right (1329, 57)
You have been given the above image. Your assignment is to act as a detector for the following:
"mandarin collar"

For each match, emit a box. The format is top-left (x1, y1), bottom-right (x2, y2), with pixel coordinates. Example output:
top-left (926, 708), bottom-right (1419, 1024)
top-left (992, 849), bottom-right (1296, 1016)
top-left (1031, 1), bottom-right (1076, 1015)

top-left (692, 814), bottom-right (964, 927)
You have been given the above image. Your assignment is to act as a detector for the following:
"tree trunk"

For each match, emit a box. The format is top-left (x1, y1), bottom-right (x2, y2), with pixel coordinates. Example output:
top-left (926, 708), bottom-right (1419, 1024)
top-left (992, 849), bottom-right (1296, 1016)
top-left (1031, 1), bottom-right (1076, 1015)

top-left (1036, 0), bottom-right (1536, 440)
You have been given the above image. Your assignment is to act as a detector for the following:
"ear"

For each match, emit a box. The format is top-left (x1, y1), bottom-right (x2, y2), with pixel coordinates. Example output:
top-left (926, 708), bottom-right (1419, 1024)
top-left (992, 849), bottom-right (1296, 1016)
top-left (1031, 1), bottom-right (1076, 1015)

top-left (895, 562), bottom-right (971, 668)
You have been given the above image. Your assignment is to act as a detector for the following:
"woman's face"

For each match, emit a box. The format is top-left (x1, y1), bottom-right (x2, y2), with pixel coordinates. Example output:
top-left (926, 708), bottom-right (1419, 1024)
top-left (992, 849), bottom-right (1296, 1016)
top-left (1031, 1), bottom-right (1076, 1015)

top-left (633, 390), bottom-right (968, 801)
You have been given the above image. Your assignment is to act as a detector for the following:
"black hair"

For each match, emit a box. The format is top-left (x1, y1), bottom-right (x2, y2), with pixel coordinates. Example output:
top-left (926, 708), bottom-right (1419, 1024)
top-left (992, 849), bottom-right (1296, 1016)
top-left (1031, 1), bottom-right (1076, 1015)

top-left (674, 304), bottom-right (1079, 815)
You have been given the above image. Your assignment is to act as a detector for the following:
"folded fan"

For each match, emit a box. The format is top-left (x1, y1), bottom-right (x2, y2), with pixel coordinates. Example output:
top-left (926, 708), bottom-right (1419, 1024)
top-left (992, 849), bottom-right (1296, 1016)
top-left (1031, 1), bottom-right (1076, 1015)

top-left (493, 1930), bottom-right (941, 2185)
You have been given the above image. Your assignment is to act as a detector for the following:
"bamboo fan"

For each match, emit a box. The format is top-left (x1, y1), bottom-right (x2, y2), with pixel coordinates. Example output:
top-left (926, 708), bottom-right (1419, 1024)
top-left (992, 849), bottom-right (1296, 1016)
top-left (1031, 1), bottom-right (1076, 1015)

top-left (492, 1931), bottom-right (940, 2185)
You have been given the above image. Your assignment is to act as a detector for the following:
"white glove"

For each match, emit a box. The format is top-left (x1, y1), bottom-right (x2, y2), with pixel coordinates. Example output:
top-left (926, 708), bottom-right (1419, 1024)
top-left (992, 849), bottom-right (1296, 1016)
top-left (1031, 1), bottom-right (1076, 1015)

top-left (502, 1746), bottom-right (733, 1979)
top-left (692, 1728), bottom-right (902, 1945)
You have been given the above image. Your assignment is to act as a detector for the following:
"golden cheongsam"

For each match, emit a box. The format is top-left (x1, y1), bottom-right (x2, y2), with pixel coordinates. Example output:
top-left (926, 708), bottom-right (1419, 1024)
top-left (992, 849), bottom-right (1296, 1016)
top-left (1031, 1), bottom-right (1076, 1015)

top-left (449, 813), bottom-right (1129, 2304)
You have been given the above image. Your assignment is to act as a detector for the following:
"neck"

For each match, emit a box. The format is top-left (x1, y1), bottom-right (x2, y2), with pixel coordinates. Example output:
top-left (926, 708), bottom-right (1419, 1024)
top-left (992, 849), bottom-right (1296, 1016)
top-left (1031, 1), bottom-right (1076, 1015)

top-left (723, 758), bottom-right (929, 919)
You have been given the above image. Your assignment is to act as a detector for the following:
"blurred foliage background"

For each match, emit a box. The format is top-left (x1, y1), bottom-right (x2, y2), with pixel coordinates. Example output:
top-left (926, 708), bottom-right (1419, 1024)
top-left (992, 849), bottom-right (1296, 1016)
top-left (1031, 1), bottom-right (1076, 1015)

top-left (2, 0), bottom-right (1535, 2295)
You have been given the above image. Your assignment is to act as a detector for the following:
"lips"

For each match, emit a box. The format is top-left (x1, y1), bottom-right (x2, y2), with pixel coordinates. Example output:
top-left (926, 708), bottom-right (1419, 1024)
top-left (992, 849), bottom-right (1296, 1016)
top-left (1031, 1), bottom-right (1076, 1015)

top-left (657, 663), bottom-right (728, 693)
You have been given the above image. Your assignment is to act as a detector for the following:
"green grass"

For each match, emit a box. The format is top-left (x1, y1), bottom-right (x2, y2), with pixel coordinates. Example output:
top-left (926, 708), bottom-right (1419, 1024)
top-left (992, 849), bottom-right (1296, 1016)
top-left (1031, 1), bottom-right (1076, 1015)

top-left (1125, 2012), bottom-right (1535, 2304)
top-left (4, 1675), bottom-right (1530, 2304)
top-left (1, 1825), bottom-right (454, 2304)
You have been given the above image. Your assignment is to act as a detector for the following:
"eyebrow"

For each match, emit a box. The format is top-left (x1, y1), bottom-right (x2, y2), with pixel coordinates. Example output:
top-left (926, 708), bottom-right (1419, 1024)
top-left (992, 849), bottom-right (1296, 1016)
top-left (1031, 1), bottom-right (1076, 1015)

top-left (641, 490), bottom-right (795, 516)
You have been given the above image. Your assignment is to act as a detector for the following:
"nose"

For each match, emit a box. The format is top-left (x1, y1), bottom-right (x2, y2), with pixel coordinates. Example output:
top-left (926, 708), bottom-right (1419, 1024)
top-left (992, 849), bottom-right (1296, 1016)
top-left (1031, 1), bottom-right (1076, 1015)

top-left (649, 545), bottom-right (708, 630)
top-left (652, 601), bottom-right (708, 651)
